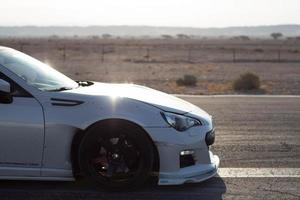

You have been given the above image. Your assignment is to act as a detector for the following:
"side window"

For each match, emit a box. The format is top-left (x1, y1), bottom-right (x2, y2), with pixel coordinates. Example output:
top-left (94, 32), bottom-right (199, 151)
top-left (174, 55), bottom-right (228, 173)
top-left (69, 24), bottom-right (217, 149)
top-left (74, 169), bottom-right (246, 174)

top-left (0, 72), bottom-right (32, 97)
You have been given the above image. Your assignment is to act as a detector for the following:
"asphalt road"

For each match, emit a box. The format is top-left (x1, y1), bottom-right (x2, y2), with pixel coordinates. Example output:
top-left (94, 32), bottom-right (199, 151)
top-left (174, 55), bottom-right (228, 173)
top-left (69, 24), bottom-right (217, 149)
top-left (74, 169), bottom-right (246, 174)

top-left (184, 95), bottom-right (300, 168)
top-left (0, 95), bottom-right (299, 199)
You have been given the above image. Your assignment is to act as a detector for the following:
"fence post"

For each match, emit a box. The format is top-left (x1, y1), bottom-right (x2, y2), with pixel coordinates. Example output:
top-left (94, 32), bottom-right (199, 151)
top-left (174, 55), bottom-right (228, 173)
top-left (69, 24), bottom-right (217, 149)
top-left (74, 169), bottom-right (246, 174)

top-left (20, 43), bottom-right (25, 52)
top-left (62, 44), bottom-right (66, 62)
top-left (233, 49), bottom-right (236, 62)
top-left (277, 49), bottom-right (281, 62)
top-left (145, 48), bottom-right (150, 62)
top-left (101, 45), bottom-right (105, 63)
top-left (188, 47), bottom-right (192, 63)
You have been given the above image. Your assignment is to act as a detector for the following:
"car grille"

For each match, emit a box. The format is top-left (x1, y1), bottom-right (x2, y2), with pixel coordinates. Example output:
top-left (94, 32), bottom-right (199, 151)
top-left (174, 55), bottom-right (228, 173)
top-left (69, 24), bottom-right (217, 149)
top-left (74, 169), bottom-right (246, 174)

top-left (180, 154), bottom-right (195, 168)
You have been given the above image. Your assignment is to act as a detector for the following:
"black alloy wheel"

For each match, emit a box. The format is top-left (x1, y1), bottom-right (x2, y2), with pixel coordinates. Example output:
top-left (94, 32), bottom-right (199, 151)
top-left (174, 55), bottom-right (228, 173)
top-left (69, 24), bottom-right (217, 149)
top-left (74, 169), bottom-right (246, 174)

top-left (79, 122), bottom-right (154, 190)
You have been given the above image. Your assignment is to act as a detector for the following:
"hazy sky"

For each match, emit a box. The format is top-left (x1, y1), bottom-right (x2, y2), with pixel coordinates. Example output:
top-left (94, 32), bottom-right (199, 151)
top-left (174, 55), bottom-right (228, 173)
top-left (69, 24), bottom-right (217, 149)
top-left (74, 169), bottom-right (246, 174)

top-left (1, 0), bottom-right (299, 27)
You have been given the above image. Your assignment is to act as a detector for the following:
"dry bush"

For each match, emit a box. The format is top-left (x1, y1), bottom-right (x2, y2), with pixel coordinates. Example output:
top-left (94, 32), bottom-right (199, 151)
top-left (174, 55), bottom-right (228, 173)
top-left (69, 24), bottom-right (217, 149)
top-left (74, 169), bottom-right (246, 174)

top-left (176, 74), bottom-right (197, 87)
top-left (254, 48), bottom-right (264, 52)
top-left (288, 49), bottom-right (299, 54)
top-left (233, 72), bottom-right (260, 91)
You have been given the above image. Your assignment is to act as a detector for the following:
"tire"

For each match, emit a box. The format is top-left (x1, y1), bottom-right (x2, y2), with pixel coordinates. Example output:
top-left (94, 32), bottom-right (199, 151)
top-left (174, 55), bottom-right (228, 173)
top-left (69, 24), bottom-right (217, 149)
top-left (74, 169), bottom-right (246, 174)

top-left (79, 121), bottom-right (154, 190)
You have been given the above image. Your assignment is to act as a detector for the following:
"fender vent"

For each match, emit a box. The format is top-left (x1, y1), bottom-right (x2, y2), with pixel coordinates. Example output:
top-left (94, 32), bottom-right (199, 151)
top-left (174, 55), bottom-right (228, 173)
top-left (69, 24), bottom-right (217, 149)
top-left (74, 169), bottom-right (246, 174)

top-left (51, 98), bottom-right (84, 107)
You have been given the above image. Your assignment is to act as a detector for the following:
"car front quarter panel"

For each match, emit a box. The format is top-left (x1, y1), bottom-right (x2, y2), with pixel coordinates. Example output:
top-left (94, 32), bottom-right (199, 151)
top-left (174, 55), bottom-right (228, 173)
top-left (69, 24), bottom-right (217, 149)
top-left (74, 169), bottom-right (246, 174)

top-left (40, 95), bottom-right (167, 172)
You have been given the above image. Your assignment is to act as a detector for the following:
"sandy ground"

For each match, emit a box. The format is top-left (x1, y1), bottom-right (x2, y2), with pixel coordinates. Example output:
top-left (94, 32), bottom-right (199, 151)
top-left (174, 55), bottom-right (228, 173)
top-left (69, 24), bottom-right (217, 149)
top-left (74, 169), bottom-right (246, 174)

top-left (0, 37), bottom-right (299, 95)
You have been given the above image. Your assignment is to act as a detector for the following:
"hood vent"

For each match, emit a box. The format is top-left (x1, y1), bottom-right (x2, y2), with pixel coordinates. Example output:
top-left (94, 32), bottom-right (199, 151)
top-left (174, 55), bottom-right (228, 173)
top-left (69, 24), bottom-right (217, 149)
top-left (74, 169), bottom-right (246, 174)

top-left (51, 98), bottom-right (84, 107)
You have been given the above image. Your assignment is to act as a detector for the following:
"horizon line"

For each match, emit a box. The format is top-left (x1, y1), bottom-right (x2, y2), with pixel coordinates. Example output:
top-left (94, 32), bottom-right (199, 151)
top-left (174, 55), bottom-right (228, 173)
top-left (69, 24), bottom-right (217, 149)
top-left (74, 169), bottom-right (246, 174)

top-left (0, 24), bottom-right (300, 29)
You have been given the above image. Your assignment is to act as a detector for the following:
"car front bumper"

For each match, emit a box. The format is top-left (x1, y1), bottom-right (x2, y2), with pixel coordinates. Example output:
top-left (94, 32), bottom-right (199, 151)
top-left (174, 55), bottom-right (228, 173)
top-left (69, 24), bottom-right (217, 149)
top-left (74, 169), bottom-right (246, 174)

top-left (145, 125), bottom-right (219, 186)
top-left (158, 151), bottom-right (219, 185)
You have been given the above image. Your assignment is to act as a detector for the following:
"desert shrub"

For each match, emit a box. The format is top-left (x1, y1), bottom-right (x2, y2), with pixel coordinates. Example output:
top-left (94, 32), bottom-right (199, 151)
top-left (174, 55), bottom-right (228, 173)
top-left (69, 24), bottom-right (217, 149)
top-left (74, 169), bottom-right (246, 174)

top-left (176, 34), bottom-right (190, 39)
top-left (91, 35), bottom-right (100, 40)
top-left (161, 34), bottom-right (173, 39)
top-left (176, 75), bottom-right (197, 86)
top-left (102, 34), bottom-right (112, 39)
top-left (288, 49), bottom-right (299, 53)
top-left (254, 48), bottom-right (264, 52)
top-left (233, 72), bottom-right (260, 91)
top-left (230, 35), bottom-right (250, 41)
top-left (271, 32), bottom-right (283, 40)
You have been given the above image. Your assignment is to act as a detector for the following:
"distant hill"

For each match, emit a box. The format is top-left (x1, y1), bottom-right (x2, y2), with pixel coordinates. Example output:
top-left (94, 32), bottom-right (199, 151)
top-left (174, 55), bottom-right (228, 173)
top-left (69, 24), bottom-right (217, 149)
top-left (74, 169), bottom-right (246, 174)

top-left (0, 25), bottom-right (300, 38)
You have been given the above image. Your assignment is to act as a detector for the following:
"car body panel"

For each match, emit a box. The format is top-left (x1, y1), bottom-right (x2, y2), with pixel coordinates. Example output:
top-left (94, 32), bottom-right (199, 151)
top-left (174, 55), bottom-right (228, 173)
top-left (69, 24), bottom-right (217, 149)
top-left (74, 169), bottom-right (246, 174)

top-left (0, 47), bottom-right (219, 185)
top-left (145, 124), bottom-right (219, 185)
top-left (40, 94), bottom-right (165, 175)
top-left (67, 82), bottom-right (197, 113)
top-left (0, 97), bottom-right (44, 176)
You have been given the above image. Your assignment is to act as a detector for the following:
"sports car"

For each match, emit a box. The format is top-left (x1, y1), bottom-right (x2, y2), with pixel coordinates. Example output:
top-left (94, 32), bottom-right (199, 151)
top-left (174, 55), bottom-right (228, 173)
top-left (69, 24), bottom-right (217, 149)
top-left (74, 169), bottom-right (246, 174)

top-left (0, 46), bottom-right (219, 189)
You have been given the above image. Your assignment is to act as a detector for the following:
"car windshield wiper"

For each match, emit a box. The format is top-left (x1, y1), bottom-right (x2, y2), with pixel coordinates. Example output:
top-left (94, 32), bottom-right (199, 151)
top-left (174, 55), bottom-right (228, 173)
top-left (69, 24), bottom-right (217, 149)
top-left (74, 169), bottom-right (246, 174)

top-left (76, 80), bottom-right (94, 87)
top-left (46, 87), bottom-right (74, 92)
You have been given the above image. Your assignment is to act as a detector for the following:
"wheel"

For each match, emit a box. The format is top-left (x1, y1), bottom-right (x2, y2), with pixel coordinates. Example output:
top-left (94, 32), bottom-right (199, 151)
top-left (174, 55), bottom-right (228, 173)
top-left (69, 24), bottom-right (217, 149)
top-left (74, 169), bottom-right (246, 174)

top-left (79, 122), bottom-right (154, 190)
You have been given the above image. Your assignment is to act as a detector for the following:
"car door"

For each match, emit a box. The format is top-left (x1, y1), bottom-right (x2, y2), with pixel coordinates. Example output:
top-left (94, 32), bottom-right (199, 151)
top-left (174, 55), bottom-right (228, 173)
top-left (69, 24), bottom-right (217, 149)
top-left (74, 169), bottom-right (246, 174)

top-left (0, 73), bottom-right (44, 177)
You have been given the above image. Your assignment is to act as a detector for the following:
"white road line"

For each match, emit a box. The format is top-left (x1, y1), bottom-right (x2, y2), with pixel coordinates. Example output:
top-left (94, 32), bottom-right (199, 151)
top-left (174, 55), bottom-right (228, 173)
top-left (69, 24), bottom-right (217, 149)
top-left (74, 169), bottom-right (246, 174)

top-left (174, 94), bottom-right (300, 98)
top-left (218, 168), bottom-right (300, 178)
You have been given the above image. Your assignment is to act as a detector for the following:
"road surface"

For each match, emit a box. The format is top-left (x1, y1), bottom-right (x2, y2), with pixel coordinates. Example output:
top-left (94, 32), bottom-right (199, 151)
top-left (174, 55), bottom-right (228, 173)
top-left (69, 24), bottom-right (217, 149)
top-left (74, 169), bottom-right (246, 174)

top-left (0, 95), bottom-right (299, 199)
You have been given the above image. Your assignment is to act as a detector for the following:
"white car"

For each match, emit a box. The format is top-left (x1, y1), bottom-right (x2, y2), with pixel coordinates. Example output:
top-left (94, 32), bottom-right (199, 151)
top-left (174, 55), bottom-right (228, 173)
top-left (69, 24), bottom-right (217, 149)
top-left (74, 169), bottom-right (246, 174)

top-left (0, 46), bottom-right (219, 189)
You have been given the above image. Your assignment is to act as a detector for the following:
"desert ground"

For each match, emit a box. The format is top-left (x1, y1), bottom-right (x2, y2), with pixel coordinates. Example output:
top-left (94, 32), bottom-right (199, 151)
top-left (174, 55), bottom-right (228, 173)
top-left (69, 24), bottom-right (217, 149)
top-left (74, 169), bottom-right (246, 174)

top-left (0, 37), bottom-right (299, 94)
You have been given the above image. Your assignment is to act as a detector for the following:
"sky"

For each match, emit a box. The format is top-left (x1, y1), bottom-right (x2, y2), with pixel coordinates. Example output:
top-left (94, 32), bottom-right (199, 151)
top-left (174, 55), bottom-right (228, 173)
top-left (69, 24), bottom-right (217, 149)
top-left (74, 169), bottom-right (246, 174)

top-left (0, 0), bottom-right (299, 27)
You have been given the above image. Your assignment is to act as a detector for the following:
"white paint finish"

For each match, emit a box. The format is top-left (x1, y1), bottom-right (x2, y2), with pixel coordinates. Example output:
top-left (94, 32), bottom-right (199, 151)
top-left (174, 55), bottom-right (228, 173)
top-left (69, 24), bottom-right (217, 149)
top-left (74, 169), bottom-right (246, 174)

top-left (41, 168), bottom-right (73, 177)
top-left (158, 154), bottom-right (219, 185)
top-left (218, 168), bottom-right (300, 178)
top-left (0, 167), bottom-right (40, 177)
top-left (0, 97), bottom-right (44, 176)
top-left (67, 82), bottom-right (210, 116)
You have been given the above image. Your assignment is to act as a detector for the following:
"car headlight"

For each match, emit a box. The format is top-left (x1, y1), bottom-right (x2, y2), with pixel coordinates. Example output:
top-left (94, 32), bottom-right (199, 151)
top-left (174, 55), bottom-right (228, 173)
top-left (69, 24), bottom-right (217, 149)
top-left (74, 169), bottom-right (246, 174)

top-left (161, 112), bottom-right (202, 131)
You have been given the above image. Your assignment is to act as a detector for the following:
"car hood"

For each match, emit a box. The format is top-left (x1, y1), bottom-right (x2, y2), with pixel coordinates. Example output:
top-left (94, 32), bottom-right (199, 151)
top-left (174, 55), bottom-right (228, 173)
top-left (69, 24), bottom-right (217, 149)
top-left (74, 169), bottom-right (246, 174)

top-left (68, 82), bottom-right (208, 115)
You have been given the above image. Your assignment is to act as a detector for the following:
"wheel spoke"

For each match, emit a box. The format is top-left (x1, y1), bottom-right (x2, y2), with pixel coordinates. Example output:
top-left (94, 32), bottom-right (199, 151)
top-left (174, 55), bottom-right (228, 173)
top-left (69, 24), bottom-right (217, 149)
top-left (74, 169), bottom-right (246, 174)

top-left (123, 147), bottom-right (139, 169)
top-left (98, 138), bottom-right (114, 152)
top-left (91, 134), bottom-right (142, 180)
top-left (116, 134), bottom-right (126, 149)
top-left (107, 161), bottom-right (117, 177)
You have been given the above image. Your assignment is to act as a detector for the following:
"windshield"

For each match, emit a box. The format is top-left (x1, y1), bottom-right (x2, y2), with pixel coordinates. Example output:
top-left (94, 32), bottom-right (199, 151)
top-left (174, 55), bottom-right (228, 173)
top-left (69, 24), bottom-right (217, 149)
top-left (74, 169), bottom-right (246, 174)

top-left (0, 49), bottom-right (78, 91)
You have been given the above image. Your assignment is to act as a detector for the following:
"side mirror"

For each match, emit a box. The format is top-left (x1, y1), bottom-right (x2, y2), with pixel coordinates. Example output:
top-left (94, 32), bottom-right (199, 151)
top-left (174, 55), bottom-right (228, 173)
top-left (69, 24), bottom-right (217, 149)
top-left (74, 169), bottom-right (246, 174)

top-left (0, 79), bottom-right (12, 104)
